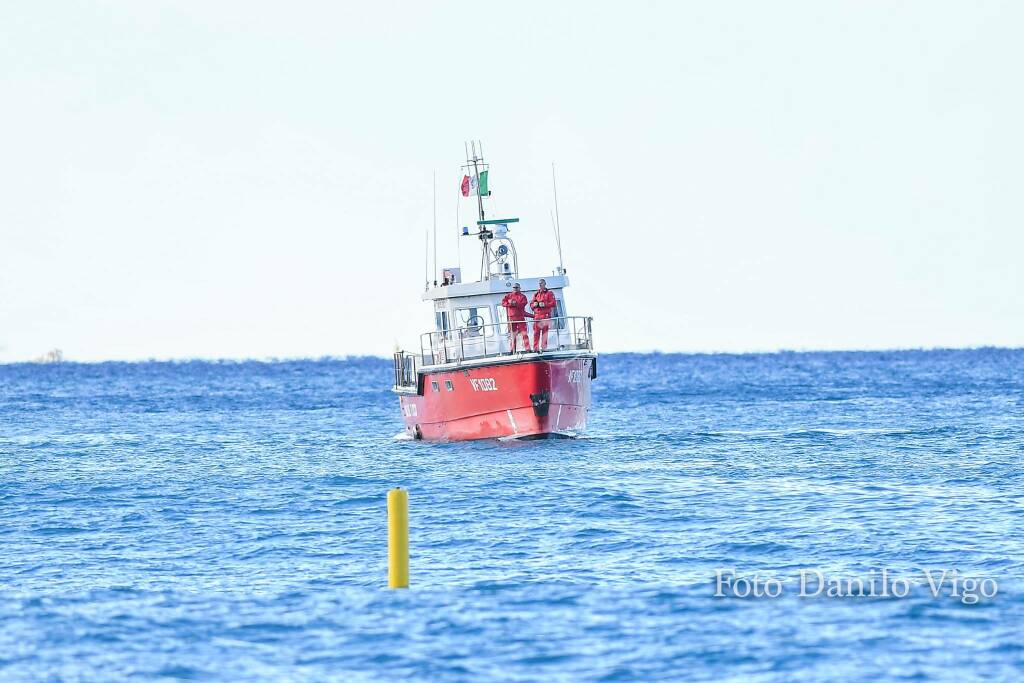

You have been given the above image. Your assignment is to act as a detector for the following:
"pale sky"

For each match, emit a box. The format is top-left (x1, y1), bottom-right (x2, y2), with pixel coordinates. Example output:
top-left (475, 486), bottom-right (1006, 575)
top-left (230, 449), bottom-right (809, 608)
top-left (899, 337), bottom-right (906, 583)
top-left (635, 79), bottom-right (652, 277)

top-left (2, 1), bottom-right (1022, 362)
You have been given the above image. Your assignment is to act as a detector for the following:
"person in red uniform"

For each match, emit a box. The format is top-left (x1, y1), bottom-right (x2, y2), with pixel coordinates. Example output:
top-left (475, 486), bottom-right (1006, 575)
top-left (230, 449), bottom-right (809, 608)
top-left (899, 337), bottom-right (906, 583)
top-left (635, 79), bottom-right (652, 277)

top-left (500, 282), bottom-right (532, 353)
top-left (530, 278), bottom-right (557, 351)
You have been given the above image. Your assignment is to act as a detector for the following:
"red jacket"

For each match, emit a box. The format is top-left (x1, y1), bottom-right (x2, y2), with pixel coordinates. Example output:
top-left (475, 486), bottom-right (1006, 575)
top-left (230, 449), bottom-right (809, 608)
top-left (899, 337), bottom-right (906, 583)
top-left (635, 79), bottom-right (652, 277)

top-left (501, 291), bottom-right (530, 322)
top-left (530, 289), bottom-right (557, 320)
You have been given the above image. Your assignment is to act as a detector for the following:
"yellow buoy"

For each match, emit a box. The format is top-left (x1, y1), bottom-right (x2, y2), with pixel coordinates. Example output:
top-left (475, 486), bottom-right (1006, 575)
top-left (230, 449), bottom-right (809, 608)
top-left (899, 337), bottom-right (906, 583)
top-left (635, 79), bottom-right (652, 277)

top-left (387, 488), bottom-right (409, 588)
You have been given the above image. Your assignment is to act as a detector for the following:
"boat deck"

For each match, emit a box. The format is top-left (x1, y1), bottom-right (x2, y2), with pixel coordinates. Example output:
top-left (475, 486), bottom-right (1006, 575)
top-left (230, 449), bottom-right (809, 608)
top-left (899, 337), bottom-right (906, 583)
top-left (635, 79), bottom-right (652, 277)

top-left (393, 316), bottom-right (594, 391)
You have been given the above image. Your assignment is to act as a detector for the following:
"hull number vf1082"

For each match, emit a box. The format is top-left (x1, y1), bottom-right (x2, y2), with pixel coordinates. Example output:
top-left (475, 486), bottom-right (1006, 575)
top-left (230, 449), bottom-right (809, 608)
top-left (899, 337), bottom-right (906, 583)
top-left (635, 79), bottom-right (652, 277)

top-left (470, 378), bottom-right (498, 392)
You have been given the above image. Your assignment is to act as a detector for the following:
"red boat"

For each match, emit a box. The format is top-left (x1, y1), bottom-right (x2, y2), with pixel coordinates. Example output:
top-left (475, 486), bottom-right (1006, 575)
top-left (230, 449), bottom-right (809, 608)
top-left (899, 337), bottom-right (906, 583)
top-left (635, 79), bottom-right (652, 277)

top-left (393, 144), bottom-right (597, 441)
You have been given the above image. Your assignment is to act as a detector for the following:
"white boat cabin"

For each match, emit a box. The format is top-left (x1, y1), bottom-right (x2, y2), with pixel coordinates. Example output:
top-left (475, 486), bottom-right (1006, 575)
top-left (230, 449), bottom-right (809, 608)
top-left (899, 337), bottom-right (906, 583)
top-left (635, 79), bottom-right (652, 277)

top-left (418, 272), bottom-right (591, 365)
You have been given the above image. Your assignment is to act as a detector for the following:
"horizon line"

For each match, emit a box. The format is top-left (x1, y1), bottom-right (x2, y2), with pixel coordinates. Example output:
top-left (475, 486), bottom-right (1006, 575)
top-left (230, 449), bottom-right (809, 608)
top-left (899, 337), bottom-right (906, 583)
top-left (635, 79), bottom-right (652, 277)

top-left (2, 344), bottom-right (1022, 366)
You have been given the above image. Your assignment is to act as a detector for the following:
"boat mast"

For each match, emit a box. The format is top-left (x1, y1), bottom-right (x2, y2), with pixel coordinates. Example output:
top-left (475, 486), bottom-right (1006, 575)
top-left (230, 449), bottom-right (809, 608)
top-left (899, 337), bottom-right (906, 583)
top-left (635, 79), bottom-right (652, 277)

top-left (465, 140), bottom-right (492, 280)
top-left (460, 141), bottom-right (518, 282)
top-left (468, 141), bottom-right (486, 223)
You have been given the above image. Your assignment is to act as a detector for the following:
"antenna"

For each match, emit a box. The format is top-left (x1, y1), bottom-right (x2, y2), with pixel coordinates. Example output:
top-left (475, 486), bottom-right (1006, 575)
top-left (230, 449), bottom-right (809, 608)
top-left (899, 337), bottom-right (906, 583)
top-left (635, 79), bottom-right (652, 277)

top-left (432, 170), bottom-right (437, 286)
top-left (551, 162), bottom-right (565, 274)
top-left (455, 178), bottom-right (461, 273)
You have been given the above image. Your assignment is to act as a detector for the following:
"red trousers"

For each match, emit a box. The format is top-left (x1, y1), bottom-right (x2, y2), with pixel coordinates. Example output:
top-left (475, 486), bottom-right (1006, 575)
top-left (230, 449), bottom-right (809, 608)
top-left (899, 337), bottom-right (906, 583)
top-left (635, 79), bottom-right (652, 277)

top-left (532, 319), bottom-right (551, 351)
top-left (509, 321), bottom-right (530, 352)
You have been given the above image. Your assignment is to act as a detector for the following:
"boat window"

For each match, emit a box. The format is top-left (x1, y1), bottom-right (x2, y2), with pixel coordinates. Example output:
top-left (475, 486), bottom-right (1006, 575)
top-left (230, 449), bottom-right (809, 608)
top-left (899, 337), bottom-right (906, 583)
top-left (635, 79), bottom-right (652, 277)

top-left (454, 307), bottom-right (492, 338)
top-left (444, 379), bottom-right (454, 391)
top-left (435, 311), bottom-right (450, 334)
top-left (431, 381), bottom-right (439, 392)
top-left (553, 298), bottom-right (566, 329)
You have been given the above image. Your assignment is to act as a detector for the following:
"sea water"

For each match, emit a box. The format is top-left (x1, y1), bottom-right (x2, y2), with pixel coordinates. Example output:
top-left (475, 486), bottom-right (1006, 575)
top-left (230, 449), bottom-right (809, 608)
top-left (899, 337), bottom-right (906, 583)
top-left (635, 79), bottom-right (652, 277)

top-left (1, 349), bottom-right (1022, 681)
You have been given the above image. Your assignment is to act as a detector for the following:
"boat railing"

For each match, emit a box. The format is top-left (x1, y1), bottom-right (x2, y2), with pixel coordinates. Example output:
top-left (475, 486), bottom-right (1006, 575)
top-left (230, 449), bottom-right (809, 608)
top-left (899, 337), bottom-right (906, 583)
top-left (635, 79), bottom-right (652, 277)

top-left (393, 350), bottom-right (418, 388)
top-left (418, 315), bottom-right (594, 366)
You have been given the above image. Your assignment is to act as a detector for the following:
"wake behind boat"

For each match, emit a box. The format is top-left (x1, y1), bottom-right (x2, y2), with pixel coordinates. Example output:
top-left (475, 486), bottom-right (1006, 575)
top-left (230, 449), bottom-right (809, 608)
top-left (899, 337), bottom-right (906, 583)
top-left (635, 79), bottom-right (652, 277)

top-left (392, 144), bottom-right (597, 441)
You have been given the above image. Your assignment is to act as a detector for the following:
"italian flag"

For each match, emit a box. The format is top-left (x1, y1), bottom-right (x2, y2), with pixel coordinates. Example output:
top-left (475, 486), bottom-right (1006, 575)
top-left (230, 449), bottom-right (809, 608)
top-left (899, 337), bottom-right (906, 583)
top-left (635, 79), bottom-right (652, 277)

top-left (460, 170), bottom-right (489, 197)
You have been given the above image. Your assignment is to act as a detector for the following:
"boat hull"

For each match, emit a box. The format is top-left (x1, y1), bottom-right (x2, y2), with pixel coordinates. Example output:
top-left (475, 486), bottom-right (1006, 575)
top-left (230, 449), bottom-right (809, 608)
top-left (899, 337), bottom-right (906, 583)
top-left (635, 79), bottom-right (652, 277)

top-left (396, 354), bottom-right (595, 442)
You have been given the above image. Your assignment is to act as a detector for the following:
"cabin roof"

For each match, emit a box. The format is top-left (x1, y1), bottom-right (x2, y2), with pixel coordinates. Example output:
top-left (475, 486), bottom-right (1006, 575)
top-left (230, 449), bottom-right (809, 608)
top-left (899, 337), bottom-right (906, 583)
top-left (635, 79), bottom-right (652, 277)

top-left (422, 274), bottom-right (569, 301)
